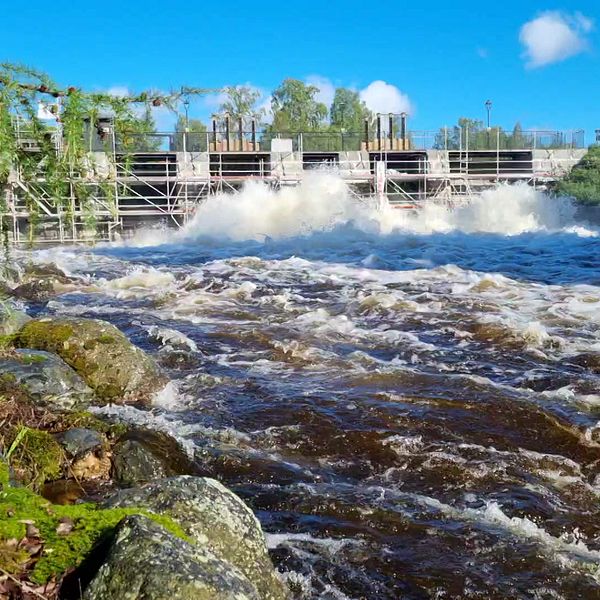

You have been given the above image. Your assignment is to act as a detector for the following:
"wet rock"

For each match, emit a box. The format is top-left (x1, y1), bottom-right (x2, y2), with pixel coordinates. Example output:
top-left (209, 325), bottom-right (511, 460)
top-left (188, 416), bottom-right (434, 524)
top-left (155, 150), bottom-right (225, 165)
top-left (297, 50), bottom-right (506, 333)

top-left (23, 262), bottom-right (74, 284)
top-left (0, 349), bottom-right (93, 410)
top-left (569, 352), bottom-right (600, 373)
top-left (11, 279), bottom-right (56, 302)
top-left (111, 440), bottom-right (168, 487)
top-left (82, 515), bottom-right (260, 600)
top-left (17, 317), bottom-right (168, 404)
top-left (56, 428), bottom-right (111, 481)
top-left (111, 429), bottom-right (196, 488)
top-left (57, 428), bottom-right (105, 458)
top-left (103, 476), bottom-right (288, 600)
top-left (0, 306), bottom-right (30, 337)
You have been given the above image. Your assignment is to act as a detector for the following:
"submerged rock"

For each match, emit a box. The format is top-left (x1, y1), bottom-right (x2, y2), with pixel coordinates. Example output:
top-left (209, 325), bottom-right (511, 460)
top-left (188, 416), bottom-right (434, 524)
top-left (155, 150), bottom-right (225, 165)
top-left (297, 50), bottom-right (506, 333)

top-left (17, 317), bottom-right (168, 403)
top-left (103, 476), bottom-right (288, 600)
top-left (0, 349), bottom-right (93, 410)
top-left (111, 429), bottom-right (197, 488)
top-left (570, 352), bottom-right (600, 373)
top-left (82, 515), bottom-right (260, 600)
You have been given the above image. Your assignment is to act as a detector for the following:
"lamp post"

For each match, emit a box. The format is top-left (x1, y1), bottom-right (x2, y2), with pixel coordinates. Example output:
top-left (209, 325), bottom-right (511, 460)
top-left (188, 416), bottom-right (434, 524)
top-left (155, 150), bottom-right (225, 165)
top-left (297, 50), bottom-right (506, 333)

top-left (182, 96), bottom-right (190, 153)
top-left (338, 101), bottom-right (346, 151)
top-left (485, 99), bottom-right (492, 149)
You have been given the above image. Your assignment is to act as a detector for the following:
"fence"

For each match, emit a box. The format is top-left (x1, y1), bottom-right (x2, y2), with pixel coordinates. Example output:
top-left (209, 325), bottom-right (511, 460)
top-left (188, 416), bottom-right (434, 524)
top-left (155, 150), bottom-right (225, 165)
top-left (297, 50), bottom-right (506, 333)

top-left (108, 128), bottom-right (585, 154)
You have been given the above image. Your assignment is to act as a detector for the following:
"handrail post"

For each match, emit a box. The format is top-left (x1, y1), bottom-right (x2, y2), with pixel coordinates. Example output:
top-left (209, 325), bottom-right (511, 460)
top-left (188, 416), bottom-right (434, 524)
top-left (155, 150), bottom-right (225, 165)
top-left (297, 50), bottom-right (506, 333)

top-left (364, 118), bottom-right (369, 151)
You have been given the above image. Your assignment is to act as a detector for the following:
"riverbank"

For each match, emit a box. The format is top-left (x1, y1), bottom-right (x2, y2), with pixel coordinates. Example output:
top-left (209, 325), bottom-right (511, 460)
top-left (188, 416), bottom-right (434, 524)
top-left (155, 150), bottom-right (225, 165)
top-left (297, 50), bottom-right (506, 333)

top-left (0, 264), bottom-right (289, 599)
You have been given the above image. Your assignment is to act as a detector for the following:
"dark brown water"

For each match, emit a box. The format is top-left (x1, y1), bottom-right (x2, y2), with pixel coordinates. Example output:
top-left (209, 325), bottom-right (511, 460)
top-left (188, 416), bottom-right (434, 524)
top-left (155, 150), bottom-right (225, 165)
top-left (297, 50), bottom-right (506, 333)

top-left (22, 181), bottom-right (600, 598)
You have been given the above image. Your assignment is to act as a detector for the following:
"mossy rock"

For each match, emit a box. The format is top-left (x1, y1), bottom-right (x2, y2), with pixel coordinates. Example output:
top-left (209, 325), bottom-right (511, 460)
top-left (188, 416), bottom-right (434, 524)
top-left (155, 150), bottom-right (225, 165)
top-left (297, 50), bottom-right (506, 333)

top-left (103, 476), bottom-right (288, 600)
top-left (111, 429), bottom-right (198, 488)
top-left (0, 349), bottom-right (94, 410)
top-left (0, 305), bottom-right (30, 337)
top-left (3, 427), bottom-right (64, 489)
top-left (82, 515), bottom-right (260, 600)
top-left (0, 460), bottom-right (187, 585)
top-left (17, 317), bottom-right (168, 404)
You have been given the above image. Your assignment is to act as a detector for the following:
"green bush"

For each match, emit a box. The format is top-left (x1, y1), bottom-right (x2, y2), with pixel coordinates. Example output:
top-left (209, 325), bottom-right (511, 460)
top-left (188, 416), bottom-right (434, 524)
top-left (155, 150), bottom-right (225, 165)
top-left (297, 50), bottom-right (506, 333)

top-left (556, 146), bottom-right (600, 205)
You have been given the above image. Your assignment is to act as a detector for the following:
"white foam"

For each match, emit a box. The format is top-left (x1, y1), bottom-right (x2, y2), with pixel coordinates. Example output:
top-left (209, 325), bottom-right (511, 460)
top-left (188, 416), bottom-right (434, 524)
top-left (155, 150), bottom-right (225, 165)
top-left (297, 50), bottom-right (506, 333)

top-left (123, 174), bottom-right (598, 244)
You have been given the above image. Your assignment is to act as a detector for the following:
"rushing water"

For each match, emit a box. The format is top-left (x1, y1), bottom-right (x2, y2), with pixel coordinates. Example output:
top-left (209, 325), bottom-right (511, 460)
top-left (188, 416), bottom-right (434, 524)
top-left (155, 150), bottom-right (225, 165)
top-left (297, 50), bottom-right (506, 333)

top-left (20, 175), bottom-right (600, 598)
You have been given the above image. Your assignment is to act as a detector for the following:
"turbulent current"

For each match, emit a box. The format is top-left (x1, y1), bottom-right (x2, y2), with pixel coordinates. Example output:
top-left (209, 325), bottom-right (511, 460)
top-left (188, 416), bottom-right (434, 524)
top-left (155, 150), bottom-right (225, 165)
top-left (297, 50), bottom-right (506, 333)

top-left (20, 174), bottom-right (600, 598)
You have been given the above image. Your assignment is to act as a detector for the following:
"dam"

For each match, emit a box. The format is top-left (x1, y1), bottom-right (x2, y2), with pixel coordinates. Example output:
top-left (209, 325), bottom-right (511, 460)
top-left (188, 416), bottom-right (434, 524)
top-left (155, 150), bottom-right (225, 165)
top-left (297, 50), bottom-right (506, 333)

top-left (2, 118), bottom-right (587, 243)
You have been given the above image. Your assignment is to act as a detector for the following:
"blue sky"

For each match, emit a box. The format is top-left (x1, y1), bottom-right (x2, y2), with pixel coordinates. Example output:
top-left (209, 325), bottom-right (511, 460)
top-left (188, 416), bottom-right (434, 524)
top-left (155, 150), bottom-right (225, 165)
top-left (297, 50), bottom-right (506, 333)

top-left (1, 1), bottom-right (598, 141)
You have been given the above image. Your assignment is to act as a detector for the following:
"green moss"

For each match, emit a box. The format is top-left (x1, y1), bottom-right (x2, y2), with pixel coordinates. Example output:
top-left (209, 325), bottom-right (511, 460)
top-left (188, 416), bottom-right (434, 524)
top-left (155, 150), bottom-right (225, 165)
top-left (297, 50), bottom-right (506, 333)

top-left (0, 459), bottom-right (189, 584)
top-left (19, 353), bottom-right (48, 365)
top-left (18, 320), bottom-right (75, 352)
top-left (0, 333), bottom-right (16, 349)
top-left (97, 334), bottom-right (116, 344)
top-left (5, 427), bottom-right (63, 490)
top-left (59, 411), bottom-right (128, 439)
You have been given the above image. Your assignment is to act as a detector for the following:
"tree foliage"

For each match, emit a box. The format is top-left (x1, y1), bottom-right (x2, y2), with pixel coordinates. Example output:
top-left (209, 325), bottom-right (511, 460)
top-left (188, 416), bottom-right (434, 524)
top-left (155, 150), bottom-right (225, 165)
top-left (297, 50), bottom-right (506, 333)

top-left (329, 88), bottom-right (370, 132)
top-left (217, 86), bottom-right (265, 128)
top-left (269, 79), bottom-right (327, 132)
top-left (555, 145), bottom-right (600, 205)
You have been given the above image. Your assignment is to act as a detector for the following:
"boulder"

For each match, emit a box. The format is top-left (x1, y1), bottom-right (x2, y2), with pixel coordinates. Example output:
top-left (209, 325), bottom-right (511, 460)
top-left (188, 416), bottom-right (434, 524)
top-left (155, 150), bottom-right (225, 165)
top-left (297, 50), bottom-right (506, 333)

top-left (56, 427), bottom-right (111, 481)
top-left (103, 477), bottom-right (288, 600)
top-left (56, 428), bottom-right (105, 459)
top-left (0, 305), bottom-right (30, 337)
top-left (570, 352), bottom-right (600, 374)
top-left (17, 317), bottom-right (168, 403)
top-left (0, 349), bottom-right (93, 410)
top-left (82, 515), bottom-right (260, 600)
top-left (111, 429), bottom-right (197, 488)
top-left (11, 279), bottom-right (56, 302)
top-left (11, 263), bottom-right (77, 302)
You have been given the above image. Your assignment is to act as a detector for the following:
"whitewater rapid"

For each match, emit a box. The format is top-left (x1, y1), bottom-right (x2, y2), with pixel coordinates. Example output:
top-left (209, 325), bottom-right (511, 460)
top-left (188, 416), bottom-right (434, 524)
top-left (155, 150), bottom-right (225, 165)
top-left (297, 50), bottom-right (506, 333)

top-left (18, 176), bottom-right (600, 598)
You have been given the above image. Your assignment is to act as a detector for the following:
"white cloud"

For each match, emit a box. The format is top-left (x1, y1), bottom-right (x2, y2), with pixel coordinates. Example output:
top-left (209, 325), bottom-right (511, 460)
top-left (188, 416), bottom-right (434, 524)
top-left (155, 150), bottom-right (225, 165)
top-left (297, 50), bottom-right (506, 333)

top-left (305, 75), bottom-right (336, 108)
top-left (106, 86), bottom-right (130, 98)
top-left (359, 80), bottom-right (413, 115)
top-left (519, 11), bottom-right (594, 68)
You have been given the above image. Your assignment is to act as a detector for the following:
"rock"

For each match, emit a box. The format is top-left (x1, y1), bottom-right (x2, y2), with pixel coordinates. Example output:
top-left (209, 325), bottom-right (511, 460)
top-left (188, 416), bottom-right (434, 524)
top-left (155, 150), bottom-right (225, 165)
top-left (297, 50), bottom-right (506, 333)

top-left (23, 262), bottom-right (73, 285)
top-left (0, 349), bottom-right (93, 410)
top-left (11, 279), bottom-right (56, 302)
top-left (112, 440), bottom-right (168, 487)
top-left (56, 428), bottom-right (105, 459)
top-left (17, 317), bottom-right (168, 404)
top-left (103, 477), bottom-right (288, 600)
top-left (570, 352), bottom-right (600, 373)
top-left (0, 306), bottom-right (30, 337)
top-left (111, 429), bottom-right (197, 488)
top-left (82, 515), bottom-right (260, 600)
top-left (10, 263), bottom-right (77, 302)
top-left (56, 428), bottom-right (111, 481)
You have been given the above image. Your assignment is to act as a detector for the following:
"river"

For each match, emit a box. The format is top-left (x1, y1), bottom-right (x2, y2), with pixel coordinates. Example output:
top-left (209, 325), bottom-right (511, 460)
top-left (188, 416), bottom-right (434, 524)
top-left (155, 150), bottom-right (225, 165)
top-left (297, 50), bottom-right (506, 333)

top-left (21, 174), bottom-right (600, 598)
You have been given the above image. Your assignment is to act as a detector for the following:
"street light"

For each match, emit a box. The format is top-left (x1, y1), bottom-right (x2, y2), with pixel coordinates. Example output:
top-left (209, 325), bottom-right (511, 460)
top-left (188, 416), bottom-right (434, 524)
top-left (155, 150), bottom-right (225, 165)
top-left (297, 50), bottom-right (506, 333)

top-left (338, 102), bottom-right (346, 151)
top-left (183, 96), bottom-right (190, 131)
top-left (485, 100), bottom-right (492, 129)
top-left (485, 100), bottom-right (492, 149)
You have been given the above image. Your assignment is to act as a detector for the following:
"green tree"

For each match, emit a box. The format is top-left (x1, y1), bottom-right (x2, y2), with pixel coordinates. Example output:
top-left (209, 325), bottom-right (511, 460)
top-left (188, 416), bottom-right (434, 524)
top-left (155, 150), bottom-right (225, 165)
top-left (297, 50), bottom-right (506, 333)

top-left (117, 107), bottom-right (161, 152)
top-left (329, 88), bottom-right (370, 132)
top-left (433, 118), bottom-right (509, 151)
top-left (269, 79), bottom-right (327, 132)
top-left (172, 115), bottom-right (207, 151)
top-left (218, 86), bottom-right (265, 128)
top-left (555, 146), bottom-right (600, 205)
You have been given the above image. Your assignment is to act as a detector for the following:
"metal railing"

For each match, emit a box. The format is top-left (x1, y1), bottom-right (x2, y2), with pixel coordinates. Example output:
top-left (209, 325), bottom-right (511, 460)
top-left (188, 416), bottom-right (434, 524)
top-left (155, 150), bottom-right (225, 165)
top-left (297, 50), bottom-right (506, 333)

top-left (109, 128), bottom-right (585, 154)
